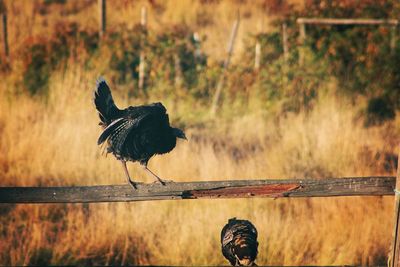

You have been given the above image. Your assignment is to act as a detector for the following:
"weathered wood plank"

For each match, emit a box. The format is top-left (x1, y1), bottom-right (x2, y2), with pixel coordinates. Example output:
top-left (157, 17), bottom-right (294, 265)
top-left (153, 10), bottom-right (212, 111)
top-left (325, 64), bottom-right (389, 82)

top-left (210, 11), bottom-right (240, 115)
top-left (138, 6), bottom-right (147, 93)
top-left (98, 0), bottom-right (106, 37)
top-left (2, 12), bottom-right (8, 61)
top-left (297, 18), bottom-right (398, 25)
top-left (0, 177), bottom-right (395, 204)
top-left (282, 22), bottom-right (289, 61)
top-left (390, 149), bottom-right (400, 267)
top-left (299, 22), bottom-right (306, 65)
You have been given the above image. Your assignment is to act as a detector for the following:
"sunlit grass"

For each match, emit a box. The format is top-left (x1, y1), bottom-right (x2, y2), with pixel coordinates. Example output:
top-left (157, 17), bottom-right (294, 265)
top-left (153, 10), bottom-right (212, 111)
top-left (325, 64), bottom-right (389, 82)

top-left (0, 65), bottom-right (398, 265)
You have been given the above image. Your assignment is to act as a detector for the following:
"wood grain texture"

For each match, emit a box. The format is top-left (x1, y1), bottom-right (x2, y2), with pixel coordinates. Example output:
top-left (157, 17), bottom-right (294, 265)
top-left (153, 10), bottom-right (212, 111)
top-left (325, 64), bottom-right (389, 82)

top-left (0, 176), bottom-right (395, 204)
top-left (297, 18), bottom-right (398, 25)
top-left (390, 150), bottom-right (400, 267)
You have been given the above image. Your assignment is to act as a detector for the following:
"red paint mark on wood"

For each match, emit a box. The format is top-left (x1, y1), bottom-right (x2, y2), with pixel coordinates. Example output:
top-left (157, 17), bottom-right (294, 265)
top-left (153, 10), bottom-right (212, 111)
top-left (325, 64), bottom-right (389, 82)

top-left (185, 183), bottom-right (301, 199)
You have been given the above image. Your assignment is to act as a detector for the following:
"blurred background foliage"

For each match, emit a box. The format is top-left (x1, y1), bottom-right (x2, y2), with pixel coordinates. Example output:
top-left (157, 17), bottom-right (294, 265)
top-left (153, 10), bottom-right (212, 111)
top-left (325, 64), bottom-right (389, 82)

top-left (1, 0), bottom-right (400, 266)
top-left (2, 0), bottom-right (400, 125)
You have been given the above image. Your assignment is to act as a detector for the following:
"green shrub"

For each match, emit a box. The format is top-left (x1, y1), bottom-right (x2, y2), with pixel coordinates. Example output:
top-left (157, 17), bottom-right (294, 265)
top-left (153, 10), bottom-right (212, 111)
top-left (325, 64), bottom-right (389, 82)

top-left (292, 0), bottom-right (400, 117)
top-left (20, 22), bottom-right (98, 95)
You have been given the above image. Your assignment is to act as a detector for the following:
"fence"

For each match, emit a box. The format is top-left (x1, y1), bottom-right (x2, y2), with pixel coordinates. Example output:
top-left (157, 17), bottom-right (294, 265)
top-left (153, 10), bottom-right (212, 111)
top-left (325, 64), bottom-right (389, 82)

top-left (2, 2), bottom-right (400, 263)
top-left (0, 176), bottom-right (396, 203)
top-left (1, 173), bottom-right (400, 266)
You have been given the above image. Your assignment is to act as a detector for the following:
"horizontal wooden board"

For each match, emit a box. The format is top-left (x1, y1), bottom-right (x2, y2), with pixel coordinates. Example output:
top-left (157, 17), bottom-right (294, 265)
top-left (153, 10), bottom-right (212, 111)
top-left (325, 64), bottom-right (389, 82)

top-left (297, 18), bottom-right (398, 25)
top-left (0, 176), bottom-right (395, 203)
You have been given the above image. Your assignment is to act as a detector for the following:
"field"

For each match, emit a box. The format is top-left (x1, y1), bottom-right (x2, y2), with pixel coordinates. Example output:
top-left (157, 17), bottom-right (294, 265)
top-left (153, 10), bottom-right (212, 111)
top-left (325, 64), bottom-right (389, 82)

top-left (1, 0), bottom-right (400, 266)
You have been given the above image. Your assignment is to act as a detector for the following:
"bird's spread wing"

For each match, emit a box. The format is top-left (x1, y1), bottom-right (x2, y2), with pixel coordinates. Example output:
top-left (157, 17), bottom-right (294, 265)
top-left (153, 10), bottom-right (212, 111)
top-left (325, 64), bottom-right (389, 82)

top-left (97, 102), bottom-right (170, 159)
top-left (97, 113), bottom-right (149, 147)
top-left (108, 119), bottom-right (139, 155)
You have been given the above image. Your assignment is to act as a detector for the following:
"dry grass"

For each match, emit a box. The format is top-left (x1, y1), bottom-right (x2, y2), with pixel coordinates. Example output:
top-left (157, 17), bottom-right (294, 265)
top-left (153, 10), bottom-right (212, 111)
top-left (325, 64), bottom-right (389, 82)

top-left (1, 0), bottom-right (399, 265)
top-left (0, 66), bottom-right (399, 265)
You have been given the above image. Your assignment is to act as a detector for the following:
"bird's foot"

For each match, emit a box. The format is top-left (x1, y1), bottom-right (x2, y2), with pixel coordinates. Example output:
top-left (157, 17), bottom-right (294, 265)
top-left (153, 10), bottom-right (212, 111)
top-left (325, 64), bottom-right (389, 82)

top-left (153, 179), bottom-right (174, 186)
top-left (128, 180), bottom-right (137, 190)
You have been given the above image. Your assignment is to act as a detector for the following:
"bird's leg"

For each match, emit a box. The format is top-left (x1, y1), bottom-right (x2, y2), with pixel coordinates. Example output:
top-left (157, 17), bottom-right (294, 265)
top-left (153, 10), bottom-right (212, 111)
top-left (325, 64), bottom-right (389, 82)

top-left (121, 161), bottom-right (137, 189)
top-left (143, 164), bottom-right (169, 185)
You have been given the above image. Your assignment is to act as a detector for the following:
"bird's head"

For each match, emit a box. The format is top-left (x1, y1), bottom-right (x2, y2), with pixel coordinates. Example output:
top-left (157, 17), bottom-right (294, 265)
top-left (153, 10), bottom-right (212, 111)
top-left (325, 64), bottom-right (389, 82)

top-left (240, 259), bottom-right (253, 266)
top-left (172, 128), bottom-right (187, 140)
top-left (234, 247), bottom-right (256, 266)
top-left (233, 235), bottom-right (258, 266)
top-left (238, 258), bottom-right (253, 266)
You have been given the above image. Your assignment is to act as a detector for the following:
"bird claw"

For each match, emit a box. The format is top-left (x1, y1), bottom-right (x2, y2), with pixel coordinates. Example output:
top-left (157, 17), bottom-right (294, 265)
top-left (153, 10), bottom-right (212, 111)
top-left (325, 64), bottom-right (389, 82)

top-left (128, 180), bottom-right (137, 190)
top-left (153, 179), bottom-right (173, 186)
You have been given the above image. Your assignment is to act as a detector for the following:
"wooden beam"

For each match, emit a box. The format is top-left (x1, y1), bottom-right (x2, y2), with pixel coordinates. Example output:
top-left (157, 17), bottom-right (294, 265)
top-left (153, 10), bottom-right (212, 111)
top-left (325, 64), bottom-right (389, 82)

top-left (210, 11), bottom-right (240, 115)
top-left (140, 5), bottom-right (147, 26)
top-left (254, 41), bottom-right (261, 70)
top-left (282, 23), bottom-right (289, 61)
top-left (299, 22), bottom-right (306, 65)
top-left (0, 176), bottom-right (395, 204)
top-left (98, 0), bottom-right (106, 38)
top-left (138, 6), bottom-right (147, 93)
top-left (174, 53), bottom-right (183, 87)
top-left (2, 12), bottom-right (8, 61)
top-left (390, 148), bottom-right (400, 267)
top-left (0, 0), bottom-right (9, 62)
top-left (296, 18), bottom-right (398, 26)
top-left (391, 25), bottom-right (397, 54)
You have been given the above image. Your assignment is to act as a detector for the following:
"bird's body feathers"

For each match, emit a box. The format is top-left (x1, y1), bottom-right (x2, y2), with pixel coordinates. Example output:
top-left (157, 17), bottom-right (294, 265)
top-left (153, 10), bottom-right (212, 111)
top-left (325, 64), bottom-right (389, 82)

top-left (221, 218), bottom-right (259, 266)
top-left (94, 78), bottom-right (185, 166)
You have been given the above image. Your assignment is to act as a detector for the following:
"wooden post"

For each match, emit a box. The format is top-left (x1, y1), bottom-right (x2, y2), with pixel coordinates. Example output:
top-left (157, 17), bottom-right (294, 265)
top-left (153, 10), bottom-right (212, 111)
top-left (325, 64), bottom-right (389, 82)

top-left (0, 0), bottom-right (8, 62)
top-left (282, 22), bottom-right (289, 61)
top-left (299, 22), bottom-right (306, 65)
top-left (254, 41), bottom-right (261, 70)
top-left (210, 11), bottom-right (240, 115)
top-left (391, 25), bottom-right (397, 55)
top-left (98, 0), bottom-right (106, 38)
top-left (140, 5), bottom-right (147, 26)
top-left (224, 13), bottom-right (240, 69)
top-left (193, 32), bottom-right (201, 62)
top-left (174, 53), bottom-right (183, 88)
top-left (254, 18), bottom-right (263, 71)
top-left (296, 18), bottom-right (398, 25)
top-left (138, 6), bottom-right (147, 93)
top-left (2, 11), bottom-right (8, 62)
top-left (390, 148), bottom-right (400, 267)
top-left (281, 23), bottom-right (289, 91)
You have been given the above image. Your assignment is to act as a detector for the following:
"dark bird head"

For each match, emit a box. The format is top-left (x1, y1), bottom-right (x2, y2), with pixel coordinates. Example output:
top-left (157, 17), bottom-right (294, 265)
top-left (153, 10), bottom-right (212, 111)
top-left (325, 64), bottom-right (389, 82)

top-left (172, 127), bottom-right (187, 140)
top-left (221, 218), bottom-right (258, 266)
top-left (232, 238), bottom-right (257, 266)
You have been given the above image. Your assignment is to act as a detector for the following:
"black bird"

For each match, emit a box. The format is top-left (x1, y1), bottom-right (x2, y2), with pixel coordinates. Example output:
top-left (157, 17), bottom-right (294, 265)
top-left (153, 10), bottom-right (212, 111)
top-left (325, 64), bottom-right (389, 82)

top-left (93, 78), bottom-right (186, 189)
top-left (221, 218), bottom-right (259, 266)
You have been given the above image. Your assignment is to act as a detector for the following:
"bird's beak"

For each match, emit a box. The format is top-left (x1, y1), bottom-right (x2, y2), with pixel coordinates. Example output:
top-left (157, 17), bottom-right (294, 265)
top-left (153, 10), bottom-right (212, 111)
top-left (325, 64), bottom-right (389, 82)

top-left (179, 132), bottom-right (188, 141)
top-left (173, 128), bottom-right (187, 141)
top-left (238, 258), bottom-right (254, 266)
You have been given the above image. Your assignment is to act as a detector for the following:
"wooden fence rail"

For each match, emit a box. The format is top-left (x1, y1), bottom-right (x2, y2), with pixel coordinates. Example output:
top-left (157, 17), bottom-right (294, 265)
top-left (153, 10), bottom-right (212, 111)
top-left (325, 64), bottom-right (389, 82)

top-left (98, 0), bottom-right (106, 38)
top-left (0, 176), bottom-right (395, 204)
top-left (296, 18), bottom-right (399, 25)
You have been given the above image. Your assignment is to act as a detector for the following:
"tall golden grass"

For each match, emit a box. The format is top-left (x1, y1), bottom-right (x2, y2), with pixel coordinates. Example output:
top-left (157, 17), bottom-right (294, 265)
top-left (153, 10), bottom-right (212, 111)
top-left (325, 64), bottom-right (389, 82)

top-left (1, 0), bottom-right (400, 265)
top-left (0, 66), bottom-right (399, 265)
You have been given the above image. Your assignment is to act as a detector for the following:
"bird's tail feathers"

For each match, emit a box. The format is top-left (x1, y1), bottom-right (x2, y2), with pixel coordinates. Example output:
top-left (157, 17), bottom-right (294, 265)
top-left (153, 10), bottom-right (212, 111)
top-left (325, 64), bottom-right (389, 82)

top-left (93, 77), bottom-right (120, 126)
